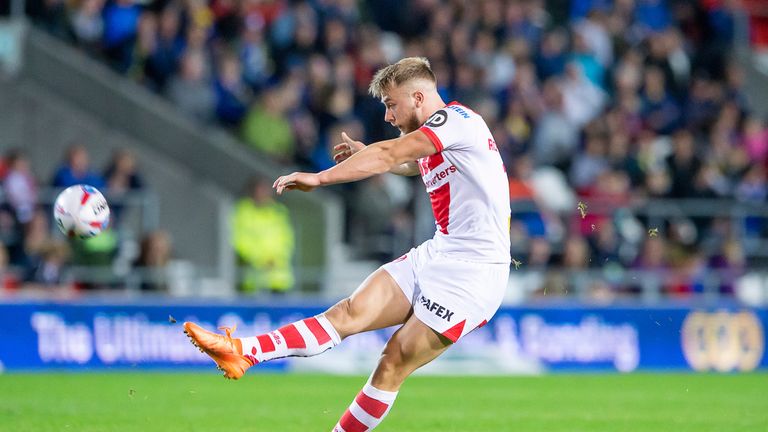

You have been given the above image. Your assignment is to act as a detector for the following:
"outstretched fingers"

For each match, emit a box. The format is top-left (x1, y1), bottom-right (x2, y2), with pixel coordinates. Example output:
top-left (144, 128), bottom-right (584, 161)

top-left (273, 173), bottom-right (296, 195)
top-left (333, 147), bottom-right (352, 163)
top-left (333, 132), bottom-right (364, 164)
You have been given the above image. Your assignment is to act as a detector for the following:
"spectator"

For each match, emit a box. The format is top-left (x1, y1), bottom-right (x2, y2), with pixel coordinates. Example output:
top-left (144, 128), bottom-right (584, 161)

top-left (741, 115), bottom-right (768, 163)
top-left (570, 133), bottom-right (609, 191)
top-left (103, 149), bottom-right (143, 196)
top-left (240, 18), bottom-right (271, 91)
top-left (0, 205), bottom-right (24, 267)
top-left (634, 235), bottom-right (668, 272)
top-left (102, 0), bottom-right (141, 73)
top-left (665, 128), bottom-right (702, 198)
top-left (68, 0), bottom-right (105, 55)
top-left (2, 150), bottom-right (38, 225)
top-left (532, 79), bottom-right (578, 168)
top-left (142, 5), bottom-right (184, 92)
top-left (589, 219), bottom-right (621, 267)
top-left (536, 29), bottom-right (568, 81)
top-left (641, 66), bottom-right (681, 134)
top-left (102, 149), bottom-right (144, 226)
top-left (135, 230), bottom-right (172, 291)
top-left (231, 176), bottom-right (294, 293)
top-left (167, 50), bottom-right (216, 122)
top-left (128, 11), bottom-right (159, 86)
top-left (70, 223), bottom-right (118, 282)
top-left (51, 144), bottom-right (106, 189)
top-left (214, 54), bottom-right (250, 126)
top-left (27, 240), bottom-right (71, 287)
top-left (241, 84), bottom-right (293, 162)
top-left (22, 208), bottom-right (70, 286)
top-left (509, 154), bottom-right (547, 239)
top-left (709, 236), bottom-right (745, 295)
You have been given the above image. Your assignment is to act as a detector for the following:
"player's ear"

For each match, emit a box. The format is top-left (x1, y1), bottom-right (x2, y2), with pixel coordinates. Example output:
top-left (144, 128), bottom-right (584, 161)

top-left (413, 91), bottom-right (424, 107)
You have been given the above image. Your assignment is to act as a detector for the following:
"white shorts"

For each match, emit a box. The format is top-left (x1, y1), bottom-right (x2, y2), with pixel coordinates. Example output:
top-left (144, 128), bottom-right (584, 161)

top-left (382, 240), bottom-right (509, 342)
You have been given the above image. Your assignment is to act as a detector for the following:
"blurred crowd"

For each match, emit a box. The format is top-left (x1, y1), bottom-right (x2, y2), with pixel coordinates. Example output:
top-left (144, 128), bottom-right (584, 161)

top-left (0, 145), bottom-right (294, 295)
top-left (0, 146), bottom-right (167, 292)
top-left (19, 0), bottom-right (768, 299)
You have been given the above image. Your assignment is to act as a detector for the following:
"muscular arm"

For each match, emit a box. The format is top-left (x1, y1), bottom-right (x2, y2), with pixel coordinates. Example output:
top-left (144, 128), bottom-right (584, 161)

top-left (318, 130), bottom-right (435, 186)
top-left (274, 130), bottom-right (435, 194)
top-left (333, 134), bottom-right (421, 177)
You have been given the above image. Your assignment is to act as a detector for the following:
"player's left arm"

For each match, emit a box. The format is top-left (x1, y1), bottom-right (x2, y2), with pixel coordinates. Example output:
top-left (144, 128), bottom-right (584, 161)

top-left (273, 130), bottom-right (436, 194)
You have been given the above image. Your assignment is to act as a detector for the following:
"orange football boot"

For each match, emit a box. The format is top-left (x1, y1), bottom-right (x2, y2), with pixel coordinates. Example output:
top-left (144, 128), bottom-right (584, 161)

top-left (183, 322), bottom-right (256, 379)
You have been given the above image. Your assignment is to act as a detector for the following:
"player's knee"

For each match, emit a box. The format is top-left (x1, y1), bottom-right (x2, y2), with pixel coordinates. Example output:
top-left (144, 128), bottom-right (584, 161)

top-left (324, 297), bottom-right (355, 338)
top-left (376, 343), bottom-right (412, 384)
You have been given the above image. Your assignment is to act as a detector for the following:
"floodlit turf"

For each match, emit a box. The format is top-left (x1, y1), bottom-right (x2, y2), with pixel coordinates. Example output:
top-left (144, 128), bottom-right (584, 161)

top-left (0, 372), bottom-right (766, 431)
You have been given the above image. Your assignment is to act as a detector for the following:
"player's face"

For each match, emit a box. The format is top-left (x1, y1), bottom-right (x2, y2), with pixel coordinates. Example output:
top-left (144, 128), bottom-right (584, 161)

top-left (381, 86), bottom-right (422, 135)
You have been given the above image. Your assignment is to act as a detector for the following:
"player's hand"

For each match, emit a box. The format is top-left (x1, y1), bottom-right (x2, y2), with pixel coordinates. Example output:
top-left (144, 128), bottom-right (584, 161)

top-left (273, 172), bottom-right (321, 195)
top-left (332, 132), bottom-right (365, 164)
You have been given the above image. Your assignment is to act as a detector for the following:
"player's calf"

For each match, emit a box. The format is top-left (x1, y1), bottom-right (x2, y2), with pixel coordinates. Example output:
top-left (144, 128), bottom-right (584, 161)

top-left (239, 314), bottom-right (341, 363)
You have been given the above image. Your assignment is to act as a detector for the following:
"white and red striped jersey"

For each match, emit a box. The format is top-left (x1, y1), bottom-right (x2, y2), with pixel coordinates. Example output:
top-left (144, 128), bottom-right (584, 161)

top-left (417, 101), bottom-right (511, 264)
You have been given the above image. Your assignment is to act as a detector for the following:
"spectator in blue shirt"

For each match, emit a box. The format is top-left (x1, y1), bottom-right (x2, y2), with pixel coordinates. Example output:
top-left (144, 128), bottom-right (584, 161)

top-left (51, 144), bottom-right (106, 189)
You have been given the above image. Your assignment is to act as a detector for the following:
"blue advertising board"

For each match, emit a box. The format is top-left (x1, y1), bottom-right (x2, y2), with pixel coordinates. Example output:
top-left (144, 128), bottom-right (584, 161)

top-left (0, 300), bottom-right (764, 373)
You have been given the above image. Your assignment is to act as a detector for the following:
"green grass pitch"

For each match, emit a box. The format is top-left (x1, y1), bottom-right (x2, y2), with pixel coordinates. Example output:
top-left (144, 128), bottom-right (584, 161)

top-left (1, 372), bottom-right (766, 431)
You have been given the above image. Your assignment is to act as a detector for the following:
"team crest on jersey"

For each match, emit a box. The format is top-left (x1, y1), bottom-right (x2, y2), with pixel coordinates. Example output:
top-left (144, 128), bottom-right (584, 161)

top-left (425, 110), bottom-right (447, 127)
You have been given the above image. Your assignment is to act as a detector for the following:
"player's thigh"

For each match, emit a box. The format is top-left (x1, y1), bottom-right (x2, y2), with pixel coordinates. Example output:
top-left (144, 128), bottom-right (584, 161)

top-left (370, 315), bottom-right (452, 390)
top-left (325, 268), bottom-right (412, 339)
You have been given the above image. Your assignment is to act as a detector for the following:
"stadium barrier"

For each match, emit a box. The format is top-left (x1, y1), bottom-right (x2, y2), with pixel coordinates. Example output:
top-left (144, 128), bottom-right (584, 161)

top-left (1, 300), bottom-right (764, 374)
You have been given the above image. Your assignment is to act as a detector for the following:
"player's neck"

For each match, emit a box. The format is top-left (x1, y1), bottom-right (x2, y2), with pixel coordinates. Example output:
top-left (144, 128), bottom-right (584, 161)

top-left (421, 98), bottom-right (447, 124)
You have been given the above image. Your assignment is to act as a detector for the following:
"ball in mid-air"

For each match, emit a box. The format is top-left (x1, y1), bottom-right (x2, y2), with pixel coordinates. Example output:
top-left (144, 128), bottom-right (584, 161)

top-left (53, 185), bottom-right (111, 238)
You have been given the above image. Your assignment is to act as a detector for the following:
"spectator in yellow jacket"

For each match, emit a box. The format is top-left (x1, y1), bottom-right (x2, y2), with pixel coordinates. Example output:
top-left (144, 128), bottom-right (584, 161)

top-left (231, 176), bottom-right (294, 293)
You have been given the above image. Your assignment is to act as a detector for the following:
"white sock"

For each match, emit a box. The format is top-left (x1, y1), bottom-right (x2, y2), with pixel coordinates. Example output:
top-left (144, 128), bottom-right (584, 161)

top-left (332, 381), bottom-right (398, 431)
top-left (240, 314), bottom-right (341, 364)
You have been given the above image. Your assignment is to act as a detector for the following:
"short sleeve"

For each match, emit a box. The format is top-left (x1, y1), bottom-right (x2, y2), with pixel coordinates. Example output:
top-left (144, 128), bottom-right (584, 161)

top-left (418, 103), bottom-right (475, 152)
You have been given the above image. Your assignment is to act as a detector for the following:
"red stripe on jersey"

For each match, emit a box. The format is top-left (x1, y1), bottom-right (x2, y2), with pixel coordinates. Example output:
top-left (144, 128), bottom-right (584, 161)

top-left (355, 392), bottom-right (389, 419)
top-left (429, 182), bottom-right (451, 234)
top-left (417, 152), bottom-right (445, 176)
top-left (256, 334), bottom-right (275, 354)
top-left (339, 410), bottom-right (368, 432)
top-left (303, 317), bottom-right (331, 345)
top-left (277, 324), bottom-right (306, 349)
top-left (442, 319), bottom-right (466, 342)
top-left (418, 126), bottom-right (443, 152)
top-left (425, 152), bottom-right (444, 170)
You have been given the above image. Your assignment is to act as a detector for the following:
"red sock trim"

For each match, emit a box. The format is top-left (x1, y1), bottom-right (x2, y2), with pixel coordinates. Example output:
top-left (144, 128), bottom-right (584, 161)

top-left (303, 317), bottom-right (331, 345)
top-left (355, 391), bottom-right (388, 419)
top-left (339, 410), bottom-right (368, 432)
top-left (278, 324), bottom-right (306, 349)
top-left (256, 334), bottom-right (275, 354)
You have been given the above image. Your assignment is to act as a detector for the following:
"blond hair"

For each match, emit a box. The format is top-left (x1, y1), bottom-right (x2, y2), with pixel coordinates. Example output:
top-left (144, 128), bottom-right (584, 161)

top-left (368, 57), bottom-right (436, 98)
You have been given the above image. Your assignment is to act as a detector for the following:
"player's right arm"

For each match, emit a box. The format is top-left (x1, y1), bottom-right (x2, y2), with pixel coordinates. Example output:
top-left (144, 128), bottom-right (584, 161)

top-left (333, 133), bottom-right (420, 177)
